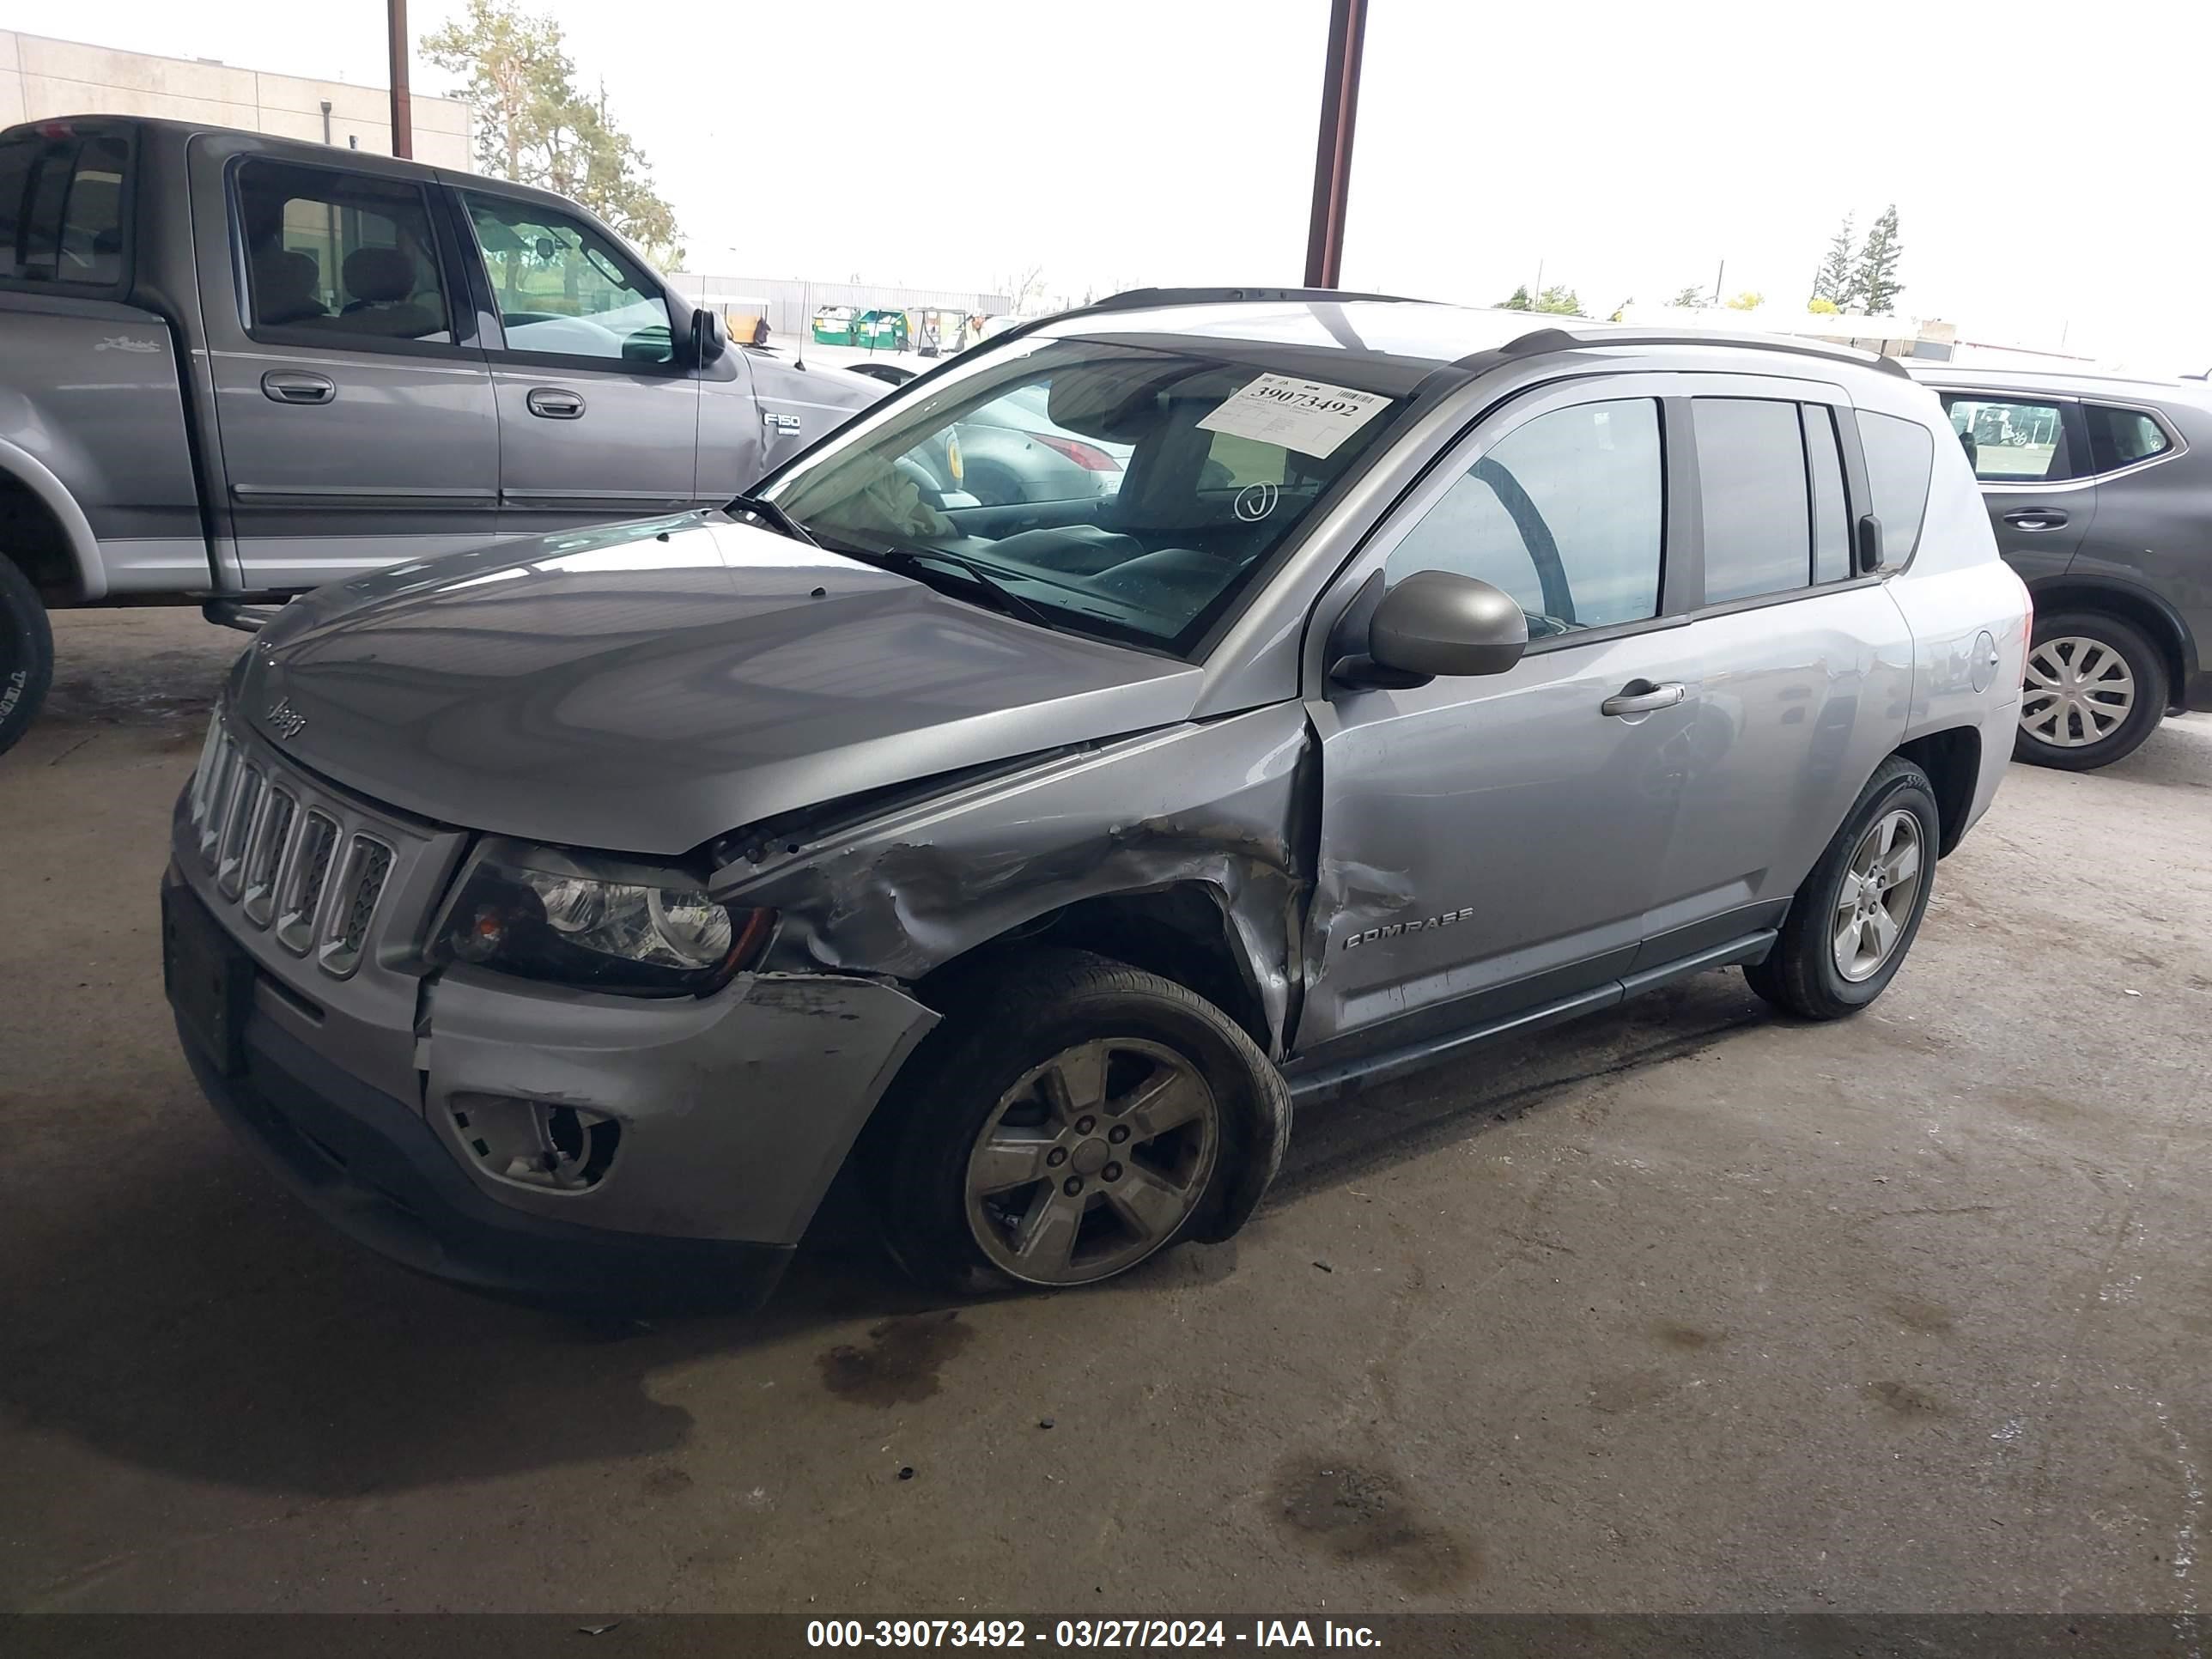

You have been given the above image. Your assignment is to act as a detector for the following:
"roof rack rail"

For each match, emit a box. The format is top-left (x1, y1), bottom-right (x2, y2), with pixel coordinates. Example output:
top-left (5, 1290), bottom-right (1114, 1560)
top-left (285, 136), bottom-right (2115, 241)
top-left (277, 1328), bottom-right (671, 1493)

top-left (1474, 325), bottom-right (1912, 380)
top-left (1085, 285), bottom-right (1420, 312)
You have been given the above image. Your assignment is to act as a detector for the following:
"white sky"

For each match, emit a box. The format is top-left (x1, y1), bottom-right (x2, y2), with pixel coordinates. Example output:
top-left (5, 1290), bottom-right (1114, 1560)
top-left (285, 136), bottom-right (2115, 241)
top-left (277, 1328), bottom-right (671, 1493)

top-left (11, 0), bottom-right (2211, 374)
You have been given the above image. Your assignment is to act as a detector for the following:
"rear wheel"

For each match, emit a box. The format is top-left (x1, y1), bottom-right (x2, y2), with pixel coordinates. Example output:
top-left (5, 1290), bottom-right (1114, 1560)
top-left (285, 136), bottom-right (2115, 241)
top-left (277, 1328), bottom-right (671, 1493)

top-left (0, 553), bottom-right (54, 758)
top-left (874, 948), bottom-right (1288, 1293)
top-left (2014, 610), bottom-right (2166, 770)
top-left (1746, 757), bottom-right (1938, 1020)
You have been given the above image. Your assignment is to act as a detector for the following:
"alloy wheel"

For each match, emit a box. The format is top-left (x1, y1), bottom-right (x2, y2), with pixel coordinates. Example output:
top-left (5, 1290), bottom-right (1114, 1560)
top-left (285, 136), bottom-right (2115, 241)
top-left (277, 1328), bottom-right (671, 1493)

top-left (1833, 807), bottom-right (1924, 982)
top-left (2021, 635), bottom-right (2135, 749)
top-left (963, 1037), bottom-right (1219, 1286)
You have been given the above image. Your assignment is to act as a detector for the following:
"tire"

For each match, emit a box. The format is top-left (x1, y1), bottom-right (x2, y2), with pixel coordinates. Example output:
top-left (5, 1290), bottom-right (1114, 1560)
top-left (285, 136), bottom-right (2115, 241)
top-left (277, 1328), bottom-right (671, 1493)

top-left (0, 553), bottom-right (55, 759)
top-left (2014, 610), bottom-right (2166, 771)
top-left (1745, 757), bottom-right (1939, 1021)
top-left (873, 947), bottom-right (1290, 1295)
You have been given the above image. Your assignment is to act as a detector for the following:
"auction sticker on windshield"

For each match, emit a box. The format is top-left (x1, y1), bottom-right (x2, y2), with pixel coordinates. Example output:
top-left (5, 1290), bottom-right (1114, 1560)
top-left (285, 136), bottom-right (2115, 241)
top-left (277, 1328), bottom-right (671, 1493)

top-left (1196, 374), bottom-right (1389, 459)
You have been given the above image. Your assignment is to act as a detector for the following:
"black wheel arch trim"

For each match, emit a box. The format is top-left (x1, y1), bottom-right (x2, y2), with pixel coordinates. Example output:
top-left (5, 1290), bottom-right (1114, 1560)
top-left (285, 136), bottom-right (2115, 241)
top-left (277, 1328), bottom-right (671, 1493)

top-left (2023, 572), bottom-right (2199, 693)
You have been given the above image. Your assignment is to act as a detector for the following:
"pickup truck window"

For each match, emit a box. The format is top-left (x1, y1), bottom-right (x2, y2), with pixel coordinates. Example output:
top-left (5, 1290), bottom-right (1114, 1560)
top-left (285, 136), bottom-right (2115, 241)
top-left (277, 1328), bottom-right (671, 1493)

top-left (463, 194), bottom-right (675, 366)
top-left (1, 130), bottom-right (128, 288)
top-left (234, 161), bottom-right (453, 344)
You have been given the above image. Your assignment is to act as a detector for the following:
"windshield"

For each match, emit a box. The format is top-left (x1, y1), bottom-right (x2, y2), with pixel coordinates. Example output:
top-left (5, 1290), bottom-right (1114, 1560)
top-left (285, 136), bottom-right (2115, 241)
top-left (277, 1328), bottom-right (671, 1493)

top-left (762, 338), bottom-right (1410, 657)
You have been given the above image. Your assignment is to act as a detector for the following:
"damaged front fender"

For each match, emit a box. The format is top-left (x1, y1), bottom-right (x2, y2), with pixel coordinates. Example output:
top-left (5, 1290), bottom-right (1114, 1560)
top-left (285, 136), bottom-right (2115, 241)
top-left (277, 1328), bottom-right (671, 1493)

top-left (711, 706), bottom-right (1316, 1056)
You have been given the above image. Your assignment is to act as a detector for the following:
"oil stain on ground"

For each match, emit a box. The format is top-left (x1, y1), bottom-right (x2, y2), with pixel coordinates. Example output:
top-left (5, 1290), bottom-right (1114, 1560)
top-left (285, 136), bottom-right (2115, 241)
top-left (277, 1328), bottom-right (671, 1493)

top-left (817, 1312), bottom-right (975, 1407)
top-left (1866, 1379), bottom-right (1947, 1419)
top-left (1273, 1455), bottom-right (1477, 1593)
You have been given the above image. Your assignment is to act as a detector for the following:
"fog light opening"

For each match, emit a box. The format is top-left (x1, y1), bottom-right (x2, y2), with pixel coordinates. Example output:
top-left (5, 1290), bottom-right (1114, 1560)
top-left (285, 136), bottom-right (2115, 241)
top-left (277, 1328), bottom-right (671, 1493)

top-left (447, 1094), bottom-right (623, 1193)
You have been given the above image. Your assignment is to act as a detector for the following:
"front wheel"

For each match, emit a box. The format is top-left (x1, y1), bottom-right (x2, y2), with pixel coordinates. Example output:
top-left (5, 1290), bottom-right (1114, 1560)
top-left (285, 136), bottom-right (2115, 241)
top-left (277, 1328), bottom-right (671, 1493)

top-left (1746, 757), bottom-right (1939, 1020)
top-left (0, 553), bottom-right (55, 758)
top-left (2014, 610), bottom-right (2166, 770)
top-left (874, 949), bottom-right (1289, 1293)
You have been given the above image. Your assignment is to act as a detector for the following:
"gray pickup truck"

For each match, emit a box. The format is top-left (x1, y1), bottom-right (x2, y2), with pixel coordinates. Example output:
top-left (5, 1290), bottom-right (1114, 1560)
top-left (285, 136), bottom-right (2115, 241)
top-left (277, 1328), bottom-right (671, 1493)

top-left (0, 114), bottom-right (884, 753)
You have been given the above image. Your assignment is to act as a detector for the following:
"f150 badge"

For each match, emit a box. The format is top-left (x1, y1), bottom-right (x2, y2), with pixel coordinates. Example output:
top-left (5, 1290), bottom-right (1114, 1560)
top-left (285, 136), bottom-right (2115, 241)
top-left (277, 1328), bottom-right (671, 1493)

top-left (1344, 906), bottom-right (1475, 950)
top-left (264, 697), bottom-right (307, 740)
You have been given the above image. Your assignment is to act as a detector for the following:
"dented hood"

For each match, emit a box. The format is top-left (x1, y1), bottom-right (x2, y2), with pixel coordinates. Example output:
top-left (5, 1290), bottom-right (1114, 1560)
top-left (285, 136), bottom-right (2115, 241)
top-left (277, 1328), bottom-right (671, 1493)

top-left (235, 514), bottom-right (1203, 855)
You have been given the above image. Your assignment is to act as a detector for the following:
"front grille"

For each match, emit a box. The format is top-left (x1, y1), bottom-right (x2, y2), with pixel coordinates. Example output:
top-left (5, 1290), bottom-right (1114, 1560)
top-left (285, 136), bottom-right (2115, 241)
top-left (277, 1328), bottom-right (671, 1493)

top-left (186, 708), bottom-right (407, 979)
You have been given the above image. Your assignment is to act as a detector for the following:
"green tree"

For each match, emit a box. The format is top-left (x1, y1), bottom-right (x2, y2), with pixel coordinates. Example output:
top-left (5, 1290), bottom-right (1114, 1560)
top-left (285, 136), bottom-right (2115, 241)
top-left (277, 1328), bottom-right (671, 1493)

top-left (1724, 290), bottom-right (1764, 311)
top-left (423, 0), bottom-right (683, 266)
top-left (1668, 284), bottom-right (1705, 308)
top-left (1533, 284), bottom-right (1582, 316)
top-left (1852, 204), bottom-right (1905, 316)
top-left (1811, 213), bottom-right (1858, 310)
top-left (1499, 284), bottom-right (1534, 311)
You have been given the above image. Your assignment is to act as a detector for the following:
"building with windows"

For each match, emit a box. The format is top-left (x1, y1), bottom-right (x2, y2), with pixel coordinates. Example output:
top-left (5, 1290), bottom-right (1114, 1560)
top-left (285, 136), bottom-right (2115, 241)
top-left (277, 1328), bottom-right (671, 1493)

top-left (1, 29), bottom-right (469, 168)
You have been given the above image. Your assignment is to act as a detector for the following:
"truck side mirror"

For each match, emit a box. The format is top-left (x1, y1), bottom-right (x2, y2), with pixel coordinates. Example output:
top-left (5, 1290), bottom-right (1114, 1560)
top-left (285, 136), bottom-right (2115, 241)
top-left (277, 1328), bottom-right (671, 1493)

top-left (690, 307), bottom-right (727, 368)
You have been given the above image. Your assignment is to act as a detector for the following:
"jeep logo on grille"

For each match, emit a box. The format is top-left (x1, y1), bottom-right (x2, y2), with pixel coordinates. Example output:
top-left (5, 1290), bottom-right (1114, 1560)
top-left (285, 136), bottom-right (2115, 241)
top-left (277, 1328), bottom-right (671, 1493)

top-left (264, 697), bottom-right (307, 740)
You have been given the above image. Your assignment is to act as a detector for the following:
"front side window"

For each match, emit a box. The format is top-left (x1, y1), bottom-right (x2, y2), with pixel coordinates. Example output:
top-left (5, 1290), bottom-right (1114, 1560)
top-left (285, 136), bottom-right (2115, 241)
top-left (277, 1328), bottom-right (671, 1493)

top-left (1694, 398), bottom-right (1812, 604)
top-left (1940, 395), bottom-right (2069, 482)
top-left (236, 161), bottom-right (451, 343)
top-left (1385, 399), bottom-right (1664, 635)
top-left (765, 339), bottom-right (1412, 657)
top-left (465, 195), bottom-right (673, 364)
top-left (1, 131), bottom-right (128, 286)
top-left (2083, 404), bottom-right (2173, 473)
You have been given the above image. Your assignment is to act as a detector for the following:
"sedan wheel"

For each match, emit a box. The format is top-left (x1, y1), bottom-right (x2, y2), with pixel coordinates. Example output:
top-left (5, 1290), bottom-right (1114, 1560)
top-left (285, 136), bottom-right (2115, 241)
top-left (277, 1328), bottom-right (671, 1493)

top-left (965, 1037), bottom-right (1220, 1287)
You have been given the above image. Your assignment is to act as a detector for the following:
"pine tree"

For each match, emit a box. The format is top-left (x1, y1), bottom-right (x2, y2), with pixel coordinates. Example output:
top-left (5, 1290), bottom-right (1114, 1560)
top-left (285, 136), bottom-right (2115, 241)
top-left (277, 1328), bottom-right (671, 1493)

top-left (1812, 214), bottom-right (1858, 310)
top-left (1852, 205), bottom-right (1905, 316)
top-left (1668, 284), bottom-right (1705, 308)
top-left (1499, 285), bottom-right (1534, 311)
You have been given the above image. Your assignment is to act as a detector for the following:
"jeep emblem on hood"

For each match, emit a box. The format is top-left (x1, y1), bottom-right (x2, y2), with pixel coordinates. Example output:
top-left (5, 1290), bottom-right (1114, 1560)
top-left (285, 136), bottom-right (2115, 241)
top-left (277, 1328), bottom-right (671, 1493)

top-left (264, 697), bottom-right (307, 740)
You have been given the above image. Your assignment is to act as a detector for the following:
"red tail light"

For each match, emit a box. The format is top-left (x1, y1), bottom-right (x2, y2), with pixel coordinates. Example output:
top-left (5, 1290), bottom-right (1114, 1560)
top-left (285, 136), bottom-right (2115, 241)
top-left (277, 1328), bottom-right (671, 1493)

top-left (1026, 431), bottom-right (1121, 471)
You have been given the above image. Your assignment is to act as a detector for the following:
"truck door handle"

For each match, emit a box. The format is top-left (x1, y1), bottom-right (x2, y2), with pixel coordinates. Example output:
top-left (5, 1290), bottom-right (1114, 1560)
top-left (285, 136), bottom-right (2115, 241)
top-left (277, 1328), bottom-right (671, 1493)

top-left (2002, 508), bottom-right (2068, 531)
top-left (261, 371), bottom-right (334, 405)
top-left (1601, 680), bottom-right (1686, 717)
top-left (526, 386), bottom-right (586, 420)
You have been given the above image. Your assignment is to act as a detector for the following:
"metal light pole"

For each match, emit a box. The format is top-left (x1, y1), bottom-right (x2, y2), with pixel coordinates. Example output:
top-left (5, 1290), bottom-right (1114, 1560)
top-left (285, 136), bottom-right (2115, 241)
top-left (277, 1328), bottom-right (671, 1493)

top-left (387, 0), bottom-right (414, 159)
top-left (1302, 0), bottom-right (1369, 289)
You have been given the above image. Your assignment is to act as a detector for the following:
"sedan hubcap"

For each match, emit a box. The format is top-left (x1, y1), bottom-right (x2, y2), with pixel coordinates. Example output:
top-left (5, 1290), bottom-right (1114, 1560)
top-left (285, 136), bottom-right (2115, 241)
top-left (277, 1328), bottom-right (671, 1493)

top-left (1833, 808), bottom-right (1924, 982)
top-left (2021, 636), bottom-right (2134, 748)
top-left (964, 1037), bottom-right (1218, 1286)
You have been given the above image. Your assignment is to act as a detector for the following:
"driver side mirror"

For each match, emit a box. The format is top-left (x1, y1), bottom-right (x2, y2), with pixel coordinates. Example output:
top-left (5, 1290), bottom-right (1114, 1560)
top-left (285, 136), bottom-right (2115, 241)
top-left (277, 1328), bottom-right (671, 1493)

top-left (690, 307), bottom-right (727, 368)
top-left (1334, 570), bottom-right (1528, 689)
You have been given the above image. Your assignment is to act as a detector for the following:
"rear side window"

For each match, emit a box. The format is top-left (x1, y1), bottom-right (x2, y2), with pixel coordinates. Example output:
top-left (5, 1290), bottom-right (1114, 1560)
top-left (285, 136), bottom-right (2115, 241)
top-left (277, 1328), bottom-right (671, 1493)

top-left (1694, 399), bottom-right (1811, 604)
top-left (1939, 395), bottom-right (2069, 482)
top-left (1806, 404), bottom-right (1851, 584)
top-left (1386, 399), bottom-right (1665, 635)
top-left (235, 160), bottom-right (453, 344)
top-left (1856, 411), bottom-right (1934, 567)
top-left (0, 130), bottom-right (130, 287)
top-left (2084, 404), bottom-right (2173, 474)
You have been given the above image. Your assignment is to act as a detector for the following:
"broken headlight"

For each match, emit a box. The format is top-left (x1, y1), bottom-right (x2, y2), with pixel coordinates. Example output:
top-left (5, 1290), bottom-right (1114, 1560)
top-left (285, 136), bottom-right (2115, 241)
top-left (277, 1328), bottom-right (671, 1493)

top-left (437, 842), bottom-right (774, 995)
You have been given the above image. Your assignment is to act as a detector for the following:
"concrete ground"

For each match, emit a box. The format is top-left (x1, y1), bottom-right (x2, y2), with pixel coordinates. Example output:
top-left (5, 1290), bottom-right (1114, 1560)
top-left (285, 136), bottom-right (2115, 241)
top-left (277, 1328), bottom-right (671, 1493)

top-left (3, 607), bottom-right (2207, 1615)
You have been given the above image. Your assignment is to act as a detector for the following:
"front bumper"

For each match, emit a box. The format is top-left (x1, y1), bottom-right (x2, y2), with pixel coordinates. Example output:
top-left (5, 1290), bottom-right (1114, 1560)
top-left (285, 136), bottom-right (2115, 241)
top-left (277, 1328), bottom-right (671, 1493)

top-left (164, 846), bottom-right (939, 1306)
top-left (175, 1000), bottom-right (797, 1309)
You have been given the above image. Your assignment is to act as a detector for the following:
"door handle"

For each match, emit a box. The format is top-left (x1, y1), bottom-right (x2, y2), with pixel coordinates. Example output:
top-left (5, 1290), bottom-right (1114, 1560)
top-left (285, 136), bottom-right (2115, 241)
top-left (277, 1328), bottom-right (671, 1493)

top-left (1601, 680), bottom-right (1686, 717)
top-left (526, 386), bottom-right (586, 420)
top-left (2002, 507), bottom-right (2068, 531)
top-left (260, 371), bottom-right (334, 405)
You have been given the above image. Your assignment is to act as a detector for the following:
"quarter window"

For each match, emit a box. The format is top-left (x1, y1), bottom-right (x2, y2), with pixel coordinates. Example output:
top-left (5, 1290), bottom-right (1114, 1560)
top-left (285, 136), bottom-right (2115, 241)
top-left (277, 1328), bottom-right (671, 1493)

top-left (2084, 404), bottom-right (2172, 473)
top-left (1940, 395), bottom-right (2069, 482)
top-left (235, 161), bottom-right (452, 343)
top-left (1693, 399), bottom-right (1812, 604)
top-left (1856, 410), bottom-right (1935, 568)
top-left (465, 196), bottom-right (674, 364)
top-left (0, 131), bottom-right (129, 287)
top-left (1384, 400), bottom-right (1664, 636)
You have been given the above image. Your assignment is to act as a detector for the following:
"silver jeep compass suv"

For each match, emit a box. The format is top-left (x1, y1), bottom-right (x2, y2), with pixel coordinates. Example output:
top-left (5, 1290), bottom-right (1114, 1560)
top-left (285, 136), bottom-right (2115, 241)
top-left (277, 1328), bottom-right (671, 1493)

top-left (163, 290), bottom-right (2031, 1305)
